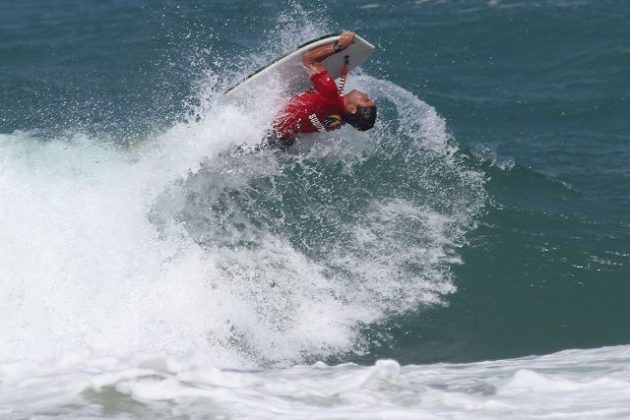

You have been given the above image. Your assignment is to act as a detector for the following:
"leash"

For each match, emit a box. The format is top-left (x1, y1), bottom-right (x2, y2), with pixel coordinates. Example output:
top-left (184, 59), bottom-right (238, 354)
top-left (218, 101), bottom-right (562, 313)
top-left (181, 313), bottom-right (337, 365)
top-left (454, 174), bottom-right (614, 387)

top-left (337, 55), bottom-right (350, 95)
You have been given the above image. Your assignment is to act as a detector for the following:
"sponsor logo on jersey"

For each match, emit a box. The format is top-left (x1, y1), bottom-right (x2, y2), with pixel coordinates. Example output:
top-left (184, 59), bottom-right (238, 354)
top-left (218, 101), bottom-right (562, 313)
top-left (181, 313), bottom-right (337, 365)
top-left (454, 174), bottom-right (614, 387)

top-left (309, 113), bottom-right (342, 132)
top-left (323, 114), bottom-right (342, 128)
top-left (308, 113), bottom-right (327, 132)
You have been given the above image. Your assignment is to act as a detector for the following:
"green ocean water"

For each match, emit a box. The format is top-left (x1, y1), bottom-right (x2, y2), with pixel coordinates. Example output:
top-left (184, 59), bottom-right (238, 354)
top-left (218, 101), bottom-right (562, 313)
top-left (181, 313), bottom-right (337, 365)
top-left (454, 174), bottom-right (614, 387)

top-left (2, 0), bottom-right (629, 369)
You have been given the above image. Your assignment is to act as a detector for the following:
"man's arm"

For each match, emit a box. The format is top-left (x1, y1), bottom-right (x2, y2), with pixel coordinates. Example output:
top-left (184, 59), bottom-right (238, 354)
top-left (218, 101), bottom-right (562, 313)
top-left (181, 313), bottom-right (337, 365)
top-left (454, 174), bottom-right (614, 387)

top-left (302, 31), bottom-right (355, 75)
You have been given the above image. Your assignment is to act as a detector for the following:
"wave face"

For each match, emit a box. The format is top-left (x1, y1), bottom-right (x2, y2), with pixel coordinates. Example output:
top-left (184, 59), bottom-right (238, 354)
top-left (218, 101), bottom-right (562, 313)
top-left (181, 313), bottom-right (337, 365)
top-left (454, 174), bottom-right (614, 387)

top-left (1, 0), bottom-right (629, 417)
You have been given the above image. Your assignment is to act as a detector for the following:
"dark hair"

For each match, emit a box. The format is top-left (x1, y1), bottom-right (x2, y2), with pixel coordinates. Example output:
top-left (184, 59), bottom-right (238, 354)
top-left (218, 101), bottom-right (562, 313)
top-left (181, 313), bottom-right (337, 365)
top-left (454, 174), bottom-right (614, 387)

top-left (343, 105), bottom-right (377, 131)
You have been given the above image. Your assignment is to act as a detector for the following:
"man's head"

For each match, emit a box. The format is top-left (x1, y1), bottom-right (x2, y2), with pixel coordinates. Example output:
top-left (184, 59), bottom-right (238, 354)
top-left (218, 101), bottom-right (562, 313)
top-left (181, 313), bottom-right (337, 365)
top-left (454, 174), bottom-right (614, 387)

top-left (343, 90), bottom-right (377, 131)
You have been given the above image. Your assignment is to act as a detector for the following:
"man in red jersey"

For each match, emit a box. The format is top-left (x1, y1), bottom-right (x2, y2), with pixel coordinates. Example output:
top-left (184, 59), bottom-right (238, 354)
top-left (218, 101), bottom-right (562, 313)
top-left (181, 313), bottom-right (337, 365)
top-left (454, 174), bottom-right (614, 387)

top-left (265, 31), bottom-right (377, 149)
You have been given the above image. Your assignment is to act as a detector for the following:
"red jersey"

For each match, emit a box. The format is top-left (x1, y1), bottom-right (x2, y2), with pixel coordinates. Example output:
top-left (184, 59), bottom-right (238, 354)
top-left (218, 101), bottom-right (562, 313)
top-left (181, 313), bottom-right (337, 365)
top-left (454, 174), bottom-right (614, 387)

top-left (273, 70), bottom-right (346, 140)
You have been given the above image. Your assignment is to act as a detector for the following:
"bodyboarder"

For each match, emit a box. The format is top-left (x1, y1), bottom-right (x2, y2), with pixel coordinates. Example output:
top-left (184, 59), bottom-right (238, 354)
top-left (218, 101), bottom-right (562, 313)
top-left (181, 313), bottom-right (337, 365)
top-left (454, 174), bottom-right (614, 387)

top-left (264, 31), bottom-right (377, 149)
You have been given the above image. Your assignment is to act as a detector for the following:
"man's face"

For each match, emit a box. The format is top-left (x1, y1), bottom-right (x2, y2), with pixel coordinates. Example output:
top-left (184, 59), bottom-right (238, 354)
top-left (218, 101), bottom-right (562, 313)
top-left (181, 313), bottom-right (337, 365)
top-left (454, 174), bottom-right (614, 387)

top-left (346, 90), bottom-right (375, 108)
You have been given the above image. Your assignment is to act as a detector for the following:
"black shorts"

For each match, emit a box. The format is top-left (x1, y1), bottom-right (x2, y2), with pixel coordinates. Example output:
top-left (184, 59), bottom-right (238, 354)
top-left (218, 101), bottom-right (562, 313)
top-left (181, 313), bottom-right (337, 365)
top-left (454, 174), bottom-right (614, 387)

top-left (262, 130), bottom-right (295, 150)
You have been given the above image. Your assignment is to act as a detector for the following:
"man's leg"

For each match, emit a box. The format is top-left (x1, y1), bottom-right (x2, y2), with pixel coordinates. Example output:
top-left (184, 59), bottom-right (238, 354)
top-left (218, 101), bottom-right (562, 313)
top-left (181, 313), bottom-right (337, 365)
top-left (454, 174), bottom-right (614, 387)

top-left (261, 130), bottom-right (295, 150)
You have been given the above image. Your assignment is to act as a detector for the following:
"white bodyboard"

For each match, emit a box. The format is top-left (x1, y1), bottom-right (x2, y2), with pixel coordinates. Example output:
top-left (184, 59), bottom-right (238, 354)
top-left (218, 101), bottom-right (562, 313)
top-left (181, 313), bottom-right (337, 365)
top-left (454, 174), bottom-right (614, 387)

top-left (226, 34), bottom-right (374, 99)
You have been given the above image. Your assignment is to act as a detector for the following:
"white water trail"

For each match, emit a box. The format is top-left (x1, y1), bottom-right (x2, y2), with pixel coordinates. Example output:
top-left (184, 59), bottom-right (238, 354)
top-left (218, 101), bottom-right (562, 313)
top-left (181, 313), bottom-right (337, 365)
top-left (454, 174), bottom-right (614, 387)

top-left (2, 345), bottom-right (630, 419)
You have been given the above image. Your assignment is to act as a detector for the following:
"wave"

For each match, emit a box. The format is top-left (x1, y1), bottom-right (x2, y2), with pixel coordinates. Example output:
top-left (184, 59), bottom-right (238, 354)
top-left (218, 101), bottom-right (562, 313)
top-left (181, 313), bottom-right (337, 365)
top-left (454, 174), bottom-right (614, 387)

top-left (0, 62), bottom-right (485, 369)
